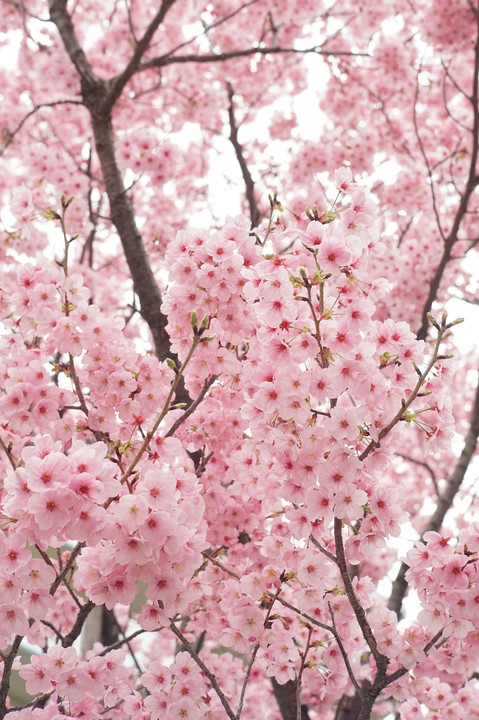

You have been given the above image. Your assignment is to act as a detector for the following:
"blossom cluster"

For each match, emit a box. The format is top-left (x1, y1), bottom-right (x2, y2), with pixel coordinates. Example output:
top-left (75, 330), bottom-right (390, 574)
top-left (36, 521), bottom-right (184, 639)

top-left (0, 168), bottom-right (467, 719)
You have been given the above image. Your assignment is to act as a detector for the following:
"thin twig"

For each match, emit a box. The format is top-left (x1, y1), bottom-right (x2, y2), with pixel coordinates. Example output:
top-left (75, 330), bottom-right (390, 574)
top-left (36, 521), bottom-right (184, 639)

top-left (0, 100), bottom-right (83, 157)
top-left (0, 437), bottom-right (18, 470)
top-left (395, 452), bottom-right (439, 496)
top-left (165, 374), bottom-right (218, 438)
top-left (119, 334), bottom-right (202, 484)
top-left (170, 622), bottom-right (236, 720)
top-left (201, 551), bottom-right (241, 580)
top-left (296, 625), bottom-right (313, 720)
top-left (388, 368), bottom-right (479, 616)
top-left (359, 324), bottom-right (448, 462)
top-left (309, 533), bottom-right (337, 562)
top-left (97, 628), bottom-right (149, 656)
top-left (236, 644), bottom-right (259, 719)
top-left (50, 541), bottom-right (85, 595)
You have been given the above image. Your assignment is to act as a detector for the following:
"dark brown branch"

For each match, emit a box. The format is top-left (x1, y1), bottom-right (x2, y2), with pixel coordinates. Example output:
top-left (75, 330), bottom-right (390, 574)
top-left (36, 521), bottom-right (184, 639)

top-left (416, 14), bottom-right (479, 341)
top-left (309, 533), bottom-right (338, 562)
top-left (137, 44), bottom-right (370, 72)
top-left (88, 111), bottom-right (170, 360)
top-left (395, 452), bottom-right (439, 496)
top-left (226, 82), bottom-right (261, 228)
top-left (48, 0), bottom-right (99, 85)
top-left (388, 369), bottom-right (479, 616)
top-left (0, 636), bottom-right (23, 720)
top-left (334, 520), bottom-right (384, 666)
top-left (165, 374), bottom-right (218, 438)
top-left (109, 0), bottom-right (178, 106)
top-left (48, 0), bottom-right (187, 379)
top-left (169, 623), bottom-right (236, 720)
top-left (157, 0), bottom-right (262, 64)
top-left (5, 693), bottom-right (53, 714)
top-left (62, 601), bottom-right (95, 647)
top-left (271, 678), bottom-right (311, 720)
top-left (97, 628), bottom-right (148, 656)
top-left (0, 100), bottom-right (83, 157)
top-left (334, 692), bottom-right (363, 720)
top-left (4, 0), bottom-right (49, 21)
top-left (50, 541), bottom-right (85, 595)
top-left (237, 644), bottom-right (260, 719)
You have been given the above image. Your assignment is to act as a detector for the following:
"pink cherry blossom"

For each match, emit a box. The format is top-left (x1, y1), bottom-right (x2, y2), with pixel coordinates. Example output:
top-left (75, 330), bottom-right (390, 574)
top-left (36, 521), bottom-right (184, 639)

top-left (0, 3), bottom-right (477, 718)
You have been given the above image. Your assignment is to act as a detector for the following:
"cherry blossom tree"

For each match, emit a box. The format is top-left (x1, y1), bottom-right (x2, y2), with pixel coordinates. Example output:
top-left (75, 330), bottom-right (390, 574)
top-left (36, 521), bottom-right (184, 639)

top-left (0, 1), bottom-right (478, 719)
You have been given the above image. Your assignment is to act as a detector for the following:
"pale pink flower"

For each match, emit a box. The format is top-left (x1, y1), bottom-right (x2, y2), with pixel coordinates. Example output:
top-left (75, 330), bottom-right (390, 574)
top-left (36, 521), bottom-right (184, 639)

top-left (114, 493), bottom-right (149, 532)
top-left (167, 697), bottom-right (203, 720)
top-left (28, 487), bottom-right (75, 531)
top-left (316, 237), bottom-right (351, 273)
top-left (0, 604), bottom-right (29, 638)
top-left (440, 556), bottom-right (469, 590)
top-left (397, 644), bottom-right (426, 670)
top-left (443, 617), bottom-right (474, 639)
top-left (230, 602), bottom-right (265, 642)
top-left (56, 665), bottom-right (96, 702)
top-left (334, 166), bottom-right (354, 192)
top-left (302, 220), bottom-right (325, 247)
top-left (145, 692), bottom-right (168, 720)
top-left (25, 453), bottom-right (70, 491)
top-left (334, 486), bottom-right (368, 522)
top-left (138, 602), bottom-right (169, 631)
top-left (19, 655), bottom-right (52, 695)
top-left (11, 185), bottom-right (35, 221)
top-left (266, 661), bottom-right (295, 684)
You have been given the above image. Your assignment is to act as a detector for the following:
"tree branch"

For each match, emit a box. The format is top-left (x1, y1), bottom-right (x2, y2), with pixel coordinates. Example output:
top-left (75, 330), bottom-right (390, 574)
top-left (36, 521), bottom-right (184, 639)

top-left (48, 0), bottom-right (99, 86)
top-left (416, 13), bottom-right (479, 341)
top-left (334, 519), bottom-right (384, 667)
top-left (226, 82), bottom-right (261, 228)
top-left (62, 601), bottom-right (95, 647)
top-left (271, 678), bottom-right (311, 720)
top-left (137, 44), bottom-right (370, 72)
top-left (388, 369), bottom-right (479, 616)
top-left (0, 100), bottom-right (83, 157)
top-left (0, 637), bottom-right (23, 720)
top-left (109, 0), bottom-right (178, 105)
top-left (48, 0), bottom-right (177, 367)
top-left (165, 374), bottom-right (218, 438)
top-left (395, 452), bottom-right (439, 496)
top-left (169, 622), bottom-right (236, 720)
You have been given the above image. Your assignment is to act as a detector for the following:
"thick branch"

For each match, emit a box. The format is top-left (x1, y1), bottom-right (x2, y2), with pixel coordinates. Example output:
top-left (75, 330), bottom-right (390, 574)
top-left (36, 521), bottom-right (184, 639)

top-left (46, 7), bottom-right (195, 407)
top-left (48, 1), bottom-right (176, 365)
top-left (271, 679), bottom-right (311, 720)
top-left (388, 369), bottom-right (479, 616)
top-left (62, 600), bottom-right (95, 647)
top-left (0, 637), bottom-right (23, 720)
top-left (89, 112), bottom-right (170, 359)
top-left (48, 0), bottom-right (99, 86)
top-left (334, 692), bottom-right (363, 720)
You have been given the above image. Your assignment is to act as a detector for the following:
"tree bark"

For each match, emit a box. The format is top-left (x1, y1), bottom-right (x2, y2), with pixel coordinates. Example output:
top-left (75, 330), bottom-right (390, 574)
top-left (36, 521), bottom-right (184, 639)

top-left (388, 370), bottom-right (479, 616)
top-left (271, 678), bottom-right (311, 720)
